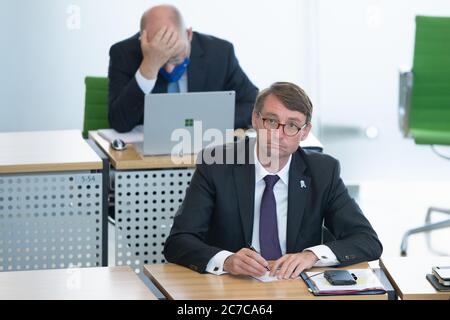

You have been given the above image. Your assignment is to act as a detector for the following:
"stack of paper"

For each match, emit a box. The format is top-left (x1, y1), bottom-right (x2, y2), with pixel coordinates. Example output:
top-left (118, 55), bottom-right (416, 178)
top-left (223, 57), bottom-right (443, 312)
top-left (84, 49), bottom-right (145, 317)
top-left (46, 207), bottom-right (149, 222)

top-left (97, 125), bottom-right (144, 144)
top-left (301, 269), bottom-right (386, 296)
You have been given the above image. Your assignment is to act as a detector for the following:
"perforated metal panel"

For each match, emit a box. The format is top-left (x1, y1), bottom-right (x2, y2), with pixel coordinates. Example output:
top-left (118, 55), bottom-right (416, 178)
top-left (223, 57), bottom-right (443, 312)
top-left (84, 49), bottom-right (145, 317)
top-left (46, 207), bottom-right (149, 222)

top-left (115, 169), bottom-right (194, 273)
top-left (0, 172), bottom-right (103, 272)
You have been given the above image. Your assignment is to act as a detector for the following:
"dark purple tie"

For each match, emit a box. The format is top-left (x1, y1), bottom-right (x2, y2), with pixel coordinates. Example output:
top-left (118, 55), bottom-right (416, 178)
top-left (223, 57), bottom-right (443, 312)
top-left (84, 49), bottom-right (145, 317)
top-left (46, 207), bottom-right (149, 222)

top-left (259, 175), bottom-right (282, 260)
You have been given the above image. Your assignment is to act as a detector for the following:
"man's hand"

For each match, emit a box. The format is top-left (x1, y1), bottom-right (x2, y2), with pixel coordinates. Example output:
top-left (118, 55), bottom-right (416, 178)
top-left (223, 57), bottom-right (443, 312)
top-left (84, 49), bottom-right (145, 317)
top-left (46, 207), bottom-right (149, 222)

top-left (223, 248), bottom-right (269, 277)
top-left (269, 251), bottom-right (319, 279)
top-left (139, 27), bottom-right (185, 79)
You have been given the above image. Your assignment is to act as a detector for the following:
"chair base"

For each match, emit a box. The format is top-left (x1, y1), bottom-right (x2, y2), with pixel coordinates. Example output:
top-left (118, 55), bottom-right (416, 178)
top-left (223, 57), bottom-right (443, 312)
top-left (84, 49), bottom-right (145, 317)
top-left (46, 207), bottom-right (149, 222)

top-left (400, 207), bottom-right (450, 256)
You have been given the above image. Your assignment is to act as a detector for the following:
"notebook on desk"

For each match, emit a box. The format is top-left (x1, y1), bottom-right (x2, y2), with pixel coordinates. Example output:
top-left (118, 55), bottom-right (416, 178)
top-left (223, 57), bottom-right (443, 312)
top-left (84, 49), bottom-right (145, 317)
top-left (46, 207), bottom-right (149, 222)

top-left (142, 91), bottom-right (235, 156)
top-left (97, 125), bottom-right (144, 144)
top-left (97, 92), bottom-right (235, 157)
top-left (301, 269), bottom-right (386, 296)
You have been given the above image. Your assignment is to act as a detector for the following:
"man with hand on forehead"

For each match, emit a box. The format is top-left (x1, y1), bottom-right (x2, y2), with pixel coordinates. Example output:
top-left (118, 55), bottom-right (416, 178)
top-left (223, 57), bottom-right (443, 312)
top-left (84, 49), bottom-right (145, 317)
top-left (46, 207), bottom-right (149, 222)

top-left (108, 4), bottom-right (258, 132)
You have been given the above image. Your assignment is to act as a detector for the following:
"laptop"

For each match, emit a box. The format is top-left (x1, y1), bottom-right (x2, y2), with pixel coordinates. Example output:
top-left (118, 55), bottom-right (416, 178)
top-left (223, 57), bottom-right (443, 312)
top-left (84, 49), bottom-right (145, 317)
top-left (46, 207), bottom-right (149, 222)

top-left (141, 91), bottom-right (235, 156)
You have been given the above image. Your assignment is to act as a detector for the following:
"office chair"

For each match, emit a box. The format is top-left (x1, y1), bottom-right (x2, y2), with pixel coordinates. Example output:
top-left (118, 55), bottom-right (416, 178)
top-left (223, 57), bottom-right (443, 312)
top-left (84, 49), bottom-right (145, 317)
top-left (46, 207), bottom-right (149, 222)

top-left (82, 76), bottom-right (109, 138)
top-left (398, 16), bottom-right (450, 256)
top-left (82, 76), bottom-right (117, 222)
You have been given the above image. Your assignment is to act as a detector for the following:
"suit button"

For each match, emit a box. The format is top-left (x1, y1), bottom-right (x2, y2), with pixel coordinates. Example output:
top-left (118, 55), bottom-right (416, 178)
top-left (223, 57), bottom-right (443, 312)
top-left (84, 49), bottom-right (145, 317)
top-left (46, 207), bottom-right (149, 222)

top-left (344, 255), bottom-right (355, 260)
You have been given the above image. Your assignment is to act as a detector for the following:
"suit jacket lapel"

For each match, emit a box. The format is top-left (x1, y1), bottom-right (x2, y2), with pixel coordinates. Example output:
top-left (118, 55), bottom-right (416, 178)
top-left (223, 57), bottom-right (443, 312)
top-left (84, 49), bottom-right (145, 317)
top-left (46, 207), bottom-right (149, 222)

top-left (187, 32), bottom-right (206, 92)
top-left (233, 138), bottom-right (256, 245)
top-left (286, 149), bottom-right (311, 253)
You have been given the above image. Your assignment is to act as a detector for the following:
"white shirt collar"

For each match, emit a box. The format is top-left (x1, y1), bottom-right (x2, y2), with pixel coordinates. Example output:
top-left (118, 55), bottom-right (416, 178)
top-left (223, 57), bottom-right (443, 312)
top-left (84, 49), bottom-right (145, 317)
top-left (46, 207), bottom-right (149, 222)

top-left (253, 142), bottom-right (291, 185)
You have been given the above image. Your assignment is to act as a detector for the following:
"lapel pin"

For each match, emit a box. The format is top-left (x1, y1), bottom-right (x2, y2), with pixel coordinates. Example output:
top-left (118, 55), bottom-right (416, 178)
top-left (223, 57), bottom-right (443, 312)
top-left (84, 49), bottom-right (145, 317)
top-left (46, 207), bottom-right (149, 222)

top-left (300, 180), bottom-right (307, 189)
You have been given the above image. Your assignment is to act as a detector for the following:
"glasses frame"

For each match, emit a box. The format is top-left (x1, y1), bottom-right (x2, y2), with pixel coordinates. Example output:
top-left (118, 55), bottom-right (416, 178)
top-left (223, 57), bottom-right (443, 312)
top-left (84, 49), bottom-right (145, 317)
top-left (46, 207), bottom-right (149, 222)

top-left (258, 112), bottom-right (309, 137)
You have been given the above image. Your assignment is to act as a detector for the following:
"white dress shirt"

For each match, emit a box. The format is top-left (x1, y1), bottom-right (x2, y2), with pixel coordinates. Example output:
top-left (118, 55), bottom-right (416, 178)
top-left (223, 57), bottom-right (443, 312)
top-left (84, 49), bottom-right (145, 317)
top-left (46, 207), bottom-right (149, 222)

top-left (206, 143), bottom-right (339, 275)
top-left (135, 69), bottom-right (188, 94)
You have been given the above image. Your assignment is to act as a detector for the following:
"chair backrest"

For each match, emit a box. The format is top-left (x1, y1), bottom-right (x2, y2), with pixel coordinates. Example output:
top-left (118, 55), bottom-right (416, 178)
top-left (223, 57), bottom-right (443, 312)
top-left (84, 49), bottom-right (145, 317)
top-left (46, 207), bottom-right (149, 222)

top-left (83, 77), bottom-right (109, 138)
top-left (409, 16), bottom-right (450, 145)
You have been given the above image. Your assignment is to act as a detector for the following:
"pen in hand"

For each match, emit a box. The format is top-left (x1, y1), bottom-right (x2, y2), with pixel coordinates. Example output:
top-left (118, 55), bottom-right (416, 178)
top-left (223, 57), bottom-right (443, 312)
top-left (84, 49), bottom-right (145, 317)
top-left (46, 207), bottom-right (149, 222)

top-left (247, 243), bottom-right (270, 272)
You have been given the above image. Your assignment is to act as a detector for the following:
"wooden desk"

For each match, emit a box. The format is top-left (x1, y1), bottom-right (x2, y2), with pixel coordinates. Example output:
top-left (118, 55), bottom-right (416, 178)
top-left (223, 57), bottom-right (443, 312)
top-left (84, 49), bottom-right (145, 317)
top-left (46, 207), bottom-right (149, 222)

top-left (0, 130), bottom-right (107, 271)
top-left (89, 131), bottom-right (196, 273)
top-left (0, 130), bottom-right (102, 173)
top-left (0, 266), bottom-right (156, 300)
top-left (380, 257), bottom-right (450, 300)
top-left (144, 263), bottom-right (388, 300)
top-left (89, 131), bottom-right (196, 170)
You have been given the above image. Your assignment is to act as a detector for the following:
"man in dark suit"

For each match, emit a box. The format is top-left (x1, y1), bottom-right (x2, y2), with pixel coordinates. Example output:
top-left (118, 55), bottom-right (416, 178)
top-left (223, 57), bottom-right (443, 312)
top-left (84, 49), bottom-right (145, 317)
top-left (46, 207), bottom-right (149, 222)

top-left (108, 5), bottom-right (258, 132)
top-left (164, 82), bottom-right (382, 279)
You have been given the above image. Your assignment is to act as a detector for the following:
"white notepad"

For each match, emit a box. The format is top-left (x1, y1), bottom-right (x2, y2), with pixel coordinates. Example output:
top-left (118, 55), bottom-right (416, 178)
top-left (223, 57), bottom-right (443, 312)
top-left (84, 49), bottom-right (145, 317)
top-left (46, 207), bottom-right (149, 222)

top-left (252, 271), bottom-right (300, 283)
top-left (97, 125), bottom-right (144, 144)
top-left (252, 272), bottom-right (279, 283)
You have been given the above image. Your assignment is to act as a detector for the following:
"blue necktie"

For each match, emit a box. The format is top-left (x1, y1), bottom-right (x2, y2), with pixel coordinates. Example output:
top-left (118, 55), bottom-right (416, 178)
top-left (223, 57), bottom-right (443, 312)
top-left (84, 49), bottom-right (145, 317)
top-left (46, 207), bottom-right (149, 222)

top-left (167, 81), bottom-right (180, 93)
top-left (260, 175), bottom-right (282, 260)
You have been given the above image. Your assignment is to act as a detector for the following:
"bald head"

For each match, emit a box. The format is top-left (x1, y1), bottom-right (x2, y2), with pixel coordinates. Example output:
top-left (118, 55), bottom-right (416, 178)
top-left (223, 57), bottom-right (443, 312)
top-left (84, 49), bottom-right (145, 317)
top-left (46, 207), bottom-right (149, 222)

top-left (139, 5), bottom-right (193, 68)
top-left (140, 5), bottom-right (185, 37)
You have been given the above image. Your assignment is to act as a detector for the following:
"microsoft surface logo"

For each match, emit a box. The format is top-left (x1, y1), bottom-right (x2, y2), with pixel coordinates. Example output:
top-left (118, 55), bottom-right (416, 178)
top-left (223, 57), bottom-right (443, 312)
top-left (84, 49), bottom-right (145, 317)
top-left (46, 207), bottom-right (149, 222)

top-left (185, 119), bottom-right (194, 127)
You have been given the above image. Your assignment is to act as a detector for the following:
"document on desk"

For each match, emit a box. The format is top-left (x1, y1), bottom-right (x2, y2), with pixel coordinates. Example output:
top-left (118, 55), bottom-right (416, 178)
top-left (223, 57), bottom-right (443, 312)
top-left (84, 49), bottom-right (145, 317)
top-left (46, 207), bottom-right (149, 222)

top-left (97, 125), bottom-right (144, 144)
top-left (252, 272), bottom-right (300, 283)
top-left (252, 272), bottom-right (279, 282)
top-left (301, 269), bottom-right (386, 296)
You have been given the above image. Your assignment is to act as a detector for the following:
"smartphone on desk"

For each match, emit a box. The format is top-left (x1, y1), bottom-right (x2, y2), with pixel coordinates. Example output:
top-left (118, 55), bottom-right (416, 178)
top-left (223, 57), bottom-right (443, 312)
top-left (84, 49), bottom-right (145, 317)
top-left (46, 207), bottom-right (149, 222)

top-left (324, 270), bottom-right (357, 286)
top-left (432, 266), bottom-right (450, 286)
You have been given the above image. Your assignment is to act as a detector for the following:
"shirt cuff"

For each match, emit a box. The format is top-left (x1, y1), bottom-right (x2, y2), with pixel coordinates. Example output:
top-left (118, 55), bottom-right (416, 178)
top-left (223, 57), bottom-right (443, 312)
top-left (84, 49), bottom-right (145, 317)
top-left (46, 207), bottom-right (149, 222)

top-left (304, 245), bottom-right (339, 267)
top-left (205, 250), bottom-right (234, 275)
top-left (135, 70), bottom-right (157, 94)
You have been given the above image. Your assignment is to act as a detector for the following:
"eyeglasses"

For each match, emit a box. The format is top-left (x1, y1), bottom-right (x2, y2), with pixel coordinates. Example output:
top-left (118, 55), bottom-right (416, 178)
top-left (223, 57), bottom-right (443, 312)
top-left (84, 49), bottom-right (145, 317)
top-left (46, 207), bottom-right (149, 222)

top-left (258, 112), bottom-right (308, 137)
